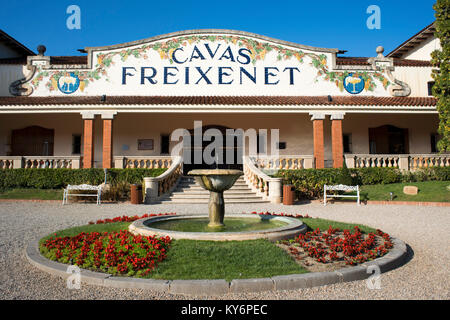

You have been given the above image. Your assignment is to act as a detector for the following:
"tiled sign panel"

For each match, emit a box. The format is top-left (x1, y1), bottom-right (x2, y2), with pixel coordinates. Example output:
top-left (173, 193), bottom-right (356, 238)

top-left (29, 33), bottom-right (391, 97)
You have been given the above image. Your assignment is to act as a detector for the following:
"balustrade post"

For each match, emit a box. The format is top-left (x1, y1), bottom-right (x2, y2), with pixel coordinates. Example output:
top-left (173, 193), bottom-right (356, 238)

top-left (114, 157), bottom-right (125, 169)
top-left (143, 177), bottom-right (159, 204)
top-left (268, 178), bottom-right (282, 204)
top-left (344, 155), bottom-right (355, 169)
top-left (398, 155), bottom-right (410, 171)
top-left (72, 157), bottom-right (81, 169)
top-left (12, 156), bottom-right (23, 169)
top-left (303, 157), bottom-right (314, 169)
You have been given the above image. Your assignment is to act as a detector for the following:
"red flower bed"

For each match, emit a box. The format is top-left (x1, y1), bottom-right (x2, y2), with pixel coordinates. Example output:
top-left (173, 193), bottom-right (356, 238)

top-left (88, 212), bottom-right (176, 225)
top-left (250, 211), bottom-right (311, 218)
top-left (40, 231), bottom-right (171, 277)
top-left (280, 226), bottom-right (393, 266)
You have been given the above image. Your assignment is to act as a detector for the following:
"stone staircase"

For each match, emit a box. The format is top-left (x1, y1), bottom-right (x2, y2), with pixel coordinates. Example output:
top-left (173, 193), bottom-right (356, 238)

top-left (158, 176), bottom-right (269, 204)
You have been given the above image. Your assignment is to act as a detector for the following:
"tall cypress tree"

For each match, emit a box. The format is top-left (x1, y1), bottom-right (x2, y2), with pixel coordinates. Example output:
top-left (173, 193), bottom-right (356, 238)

top-left (431, 0), bottom-right (450, 151)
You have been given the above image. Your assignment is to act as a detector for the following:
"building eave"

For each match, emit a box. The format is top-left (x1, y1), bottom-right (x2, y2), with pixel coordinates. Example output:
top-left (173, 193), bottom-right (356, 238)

top-left (387, 22), bottom-right (436, 59)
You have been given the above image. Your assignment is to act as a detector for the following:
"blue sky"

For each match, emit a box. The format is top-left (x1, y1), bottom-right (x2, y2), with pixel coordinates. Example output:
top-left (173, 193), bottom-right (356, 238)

top-left (0, 0), bottom-right (436, 57)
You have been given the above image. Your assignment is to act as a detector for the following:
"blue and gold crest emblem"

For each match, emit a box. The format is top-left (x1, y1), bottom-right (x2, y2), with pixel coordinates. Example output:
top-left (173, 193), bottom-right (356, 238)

top-left (344, 73), bottom-right (365, 94)
top-left (57, 73), bottom-right (80, 94)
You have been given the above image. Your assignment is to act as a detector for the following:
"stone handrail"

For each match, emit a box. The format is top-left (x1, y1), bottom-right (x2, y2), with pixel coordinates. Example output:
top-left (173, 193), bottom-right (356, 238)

top-left (251, 155), bottom-right (314, 170)
top-left (243, 156), bottom-right (282, 203)
top-left (0, 156), bottom-right (81, 169)
top-left (346, 154), bottom-right (449, 170)
top-left (143, 156), bottom-right (183, 203)
top-left (409, 154), bottom-right (450, 169)
top-left (346, 154), bottom-right (403, 169)
top-left (114, 156), bottom-right (173, 169)
top-left (0, 156), bottom-right (22, 169)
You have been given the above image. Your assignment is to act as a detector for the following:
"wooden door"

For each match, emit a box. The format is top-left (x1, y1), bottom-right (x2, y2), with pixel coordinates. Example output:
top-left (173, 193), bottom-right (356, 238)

top-left (369, 125), bottom-right (409, 154)
top-left (11, 126), bottom-right (54, 156)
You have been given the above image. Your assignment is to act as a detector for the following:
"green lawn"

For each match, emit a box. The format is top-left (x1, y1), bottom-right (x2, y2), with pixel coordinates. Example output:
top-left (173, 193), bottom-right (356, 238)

top-left (301, 217), bottom-right (376, 233)
top-left (149, 239), bottom-right (307, 281)
top-left (0, 188), bottom-right (63, 200)
top-left (358, 181), bottom-right (450, 202)
top-left (39, 217), bottom-right (380, 280)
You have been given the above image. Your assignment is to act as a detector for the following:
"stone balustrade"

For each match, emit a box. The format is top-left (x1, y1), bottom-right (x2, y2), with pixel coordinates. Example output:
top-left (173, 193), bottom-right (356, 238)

top-left (143, 156), bottom-right (183, 203)
top-left (251, 155), bottom-right (314, 170)
top-left (0, 156), bottom-right (81, 169)
top-left (0, 156), bottom-right (22, 169)
top-left (409, 154), bottom-right (450, 169)
top-left (243, 156), bottom-right (282, 203)
top-left (114, 156), bottom-right (173, 169)
top-left (346, 154), bottom-right (403, 169)
top-left (346, 154), bottom-right (449, 171)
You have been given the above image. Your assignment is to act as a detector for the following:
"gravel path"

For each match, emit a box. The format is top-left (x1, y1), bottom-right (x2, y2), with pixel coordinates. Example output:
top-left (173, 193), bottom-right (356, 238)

top-left (0, 201), bottom-right (448, 300)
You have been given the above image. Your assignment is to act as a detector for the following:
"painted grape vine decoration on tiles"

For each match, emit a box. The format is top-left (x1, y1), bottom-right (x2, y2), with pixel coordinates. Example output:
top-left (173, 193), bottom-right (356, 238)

top-left (31, 35), bottom-right (390, 92)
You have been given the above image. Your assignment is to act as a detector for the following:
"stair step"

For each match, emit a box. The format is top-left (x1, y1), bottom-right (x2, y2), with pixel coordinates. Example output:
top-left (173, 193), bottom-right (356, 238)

top-left (159, 199), bottom-right (270, 204)
top-left (174, 186), bottom-right (251, 191)
top-left (169, 194), bottom-right (264, 200)
top-left (178, 182), bottom-right (249, 187)
top-left (157, 175), bottom-right (267, 204)
top-left (171, 190), bottom-right (255, 195)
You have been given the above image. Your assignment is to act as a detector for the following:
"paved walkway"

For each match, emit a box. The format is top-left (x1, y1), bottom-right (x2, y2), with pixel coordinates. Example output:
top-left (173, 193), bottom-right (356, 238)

top-left (0, 201), bottom-right (448, 299)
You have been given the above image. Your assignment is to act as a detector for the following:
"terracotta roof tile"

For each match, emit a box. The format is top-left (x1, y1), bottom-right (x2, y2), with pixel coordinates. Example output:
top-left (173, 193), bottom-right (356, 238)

top-left (335, 57), bottom-right (432, 67)
top-left (0, 57), bottom-right (27, 65)
top-left (50, 56), bottom-right (88, 65)
top-left (0, 96), bottom-right (437, 107)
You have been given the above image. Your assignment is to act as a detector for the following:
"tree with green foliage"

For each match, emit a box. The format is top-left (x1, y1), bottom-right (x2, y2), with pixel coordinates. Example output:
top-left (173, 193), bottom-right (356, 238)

top-left (431, 0), bottom-right (450, 151)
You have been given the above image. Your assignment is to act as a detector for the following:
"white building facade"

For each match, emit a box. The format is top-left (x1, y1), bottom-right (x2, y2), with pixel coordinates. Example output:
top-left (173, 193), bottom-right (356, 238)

top-left (0, 23), bottom-right (446, 178)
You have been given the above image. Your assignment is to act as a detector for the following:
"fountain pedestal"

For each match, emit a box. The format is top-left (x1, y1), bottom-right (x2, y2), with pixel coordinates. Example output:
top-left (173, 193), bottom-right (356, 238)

top-left (208, 191), bottom-right (225, 227)
top-left (188, 169), bottom-right (244, 228)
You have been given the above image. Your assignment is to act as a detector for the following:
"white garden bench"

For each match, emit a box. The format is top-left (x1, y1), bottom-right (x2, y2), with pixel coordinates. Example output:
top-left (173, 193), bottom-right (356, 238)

top-left (324, 184), bottom-right (360, 206)
top-left (62, 184), bottom-right (103, 205)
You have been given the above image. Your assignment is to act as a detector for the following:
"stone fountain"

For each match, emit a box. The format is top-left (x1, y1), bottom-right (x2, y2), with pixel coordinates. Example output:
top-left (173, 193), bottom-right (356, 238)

top-left (187, 169), bottom-right (243, 228)
top-left (129, 169), bottom-right (306, 241)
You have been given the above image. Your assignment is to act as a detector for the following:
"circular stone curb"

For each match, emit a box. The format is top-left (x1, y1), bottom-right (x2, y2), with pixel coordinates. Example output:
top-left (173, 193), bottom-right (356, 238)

top-left (129, 214), bottom-right (306, 241)
top-left (25, 235), bottom-right (408, 296)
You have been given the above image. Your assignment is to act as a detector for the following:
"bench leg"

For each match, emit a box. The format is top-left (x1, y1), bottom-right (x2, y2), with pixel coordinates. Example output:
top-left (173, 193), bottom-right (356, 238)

top-left (357, 187), bottom-right (360, 206)
top-left (323, 189), bottom-right (327, 206)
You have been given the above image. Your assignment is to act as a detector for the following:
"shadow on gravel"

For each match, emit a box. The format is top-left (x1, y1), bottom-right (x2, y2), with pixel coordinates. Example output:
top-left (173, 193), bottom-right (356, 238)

top-left (402, 243), bottom-right (415, 267)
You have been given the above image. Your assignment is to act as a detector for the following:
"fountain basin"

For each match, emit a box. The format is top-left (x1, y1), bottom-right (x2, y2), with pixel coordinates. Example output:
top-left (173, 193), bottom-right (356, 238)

top-left (188, 169), bottom-right (244, 192)
top-left (129, 214), bottom-right (307, 241)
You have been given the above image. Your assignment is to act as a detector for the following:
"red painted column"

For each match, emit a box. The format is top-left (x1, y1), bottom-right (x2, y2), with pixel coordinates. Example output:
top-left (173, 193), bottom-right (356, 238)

top-left (82, 116), bottom-right (95, 169)
top-left (102, 120), bottom-right (113, 169)
top-left (331, 113), bottom-right (345, 168)
top-left (102, 113), bottom-right (116, 169)
top-left (311, 113), bottom-right (325, 169)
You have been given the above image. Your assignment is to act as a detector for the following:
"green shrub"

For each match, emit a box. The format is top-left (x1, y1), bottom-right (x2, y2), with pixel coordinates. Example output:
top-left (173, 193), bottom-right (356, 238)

top-left (353, 167), bottom-right (402, 185)
top-left (0, 168), bottom-right (165, 190)
top-left (277, 168), bottom-right (349, 199)
top-left (276, 166), bottom-right (450, 200)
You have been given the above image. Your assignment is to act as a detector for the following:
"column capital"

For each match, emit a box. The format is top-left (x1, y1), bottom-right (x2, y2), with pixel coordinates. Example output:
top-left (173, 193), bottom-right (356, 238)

top-left (309, 112), bottom-right (326, 121)
top-left (330, 112), bottom-right (345, 120)
top-left (81, 111), bottom-right (96, 120)
top-left (101, 111), bottom-right (117, 120)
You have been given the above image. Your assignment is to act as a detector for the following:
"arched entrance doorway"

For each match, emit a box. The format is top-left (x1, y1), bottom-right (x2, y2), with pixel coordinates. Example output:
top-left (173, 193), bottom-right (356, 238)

top-left (11, 126), bottom-right (54, 156)
top-left (182, 125), bottom-right (243, 175)
top-left (369, 125), bottom-right (409, 154)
